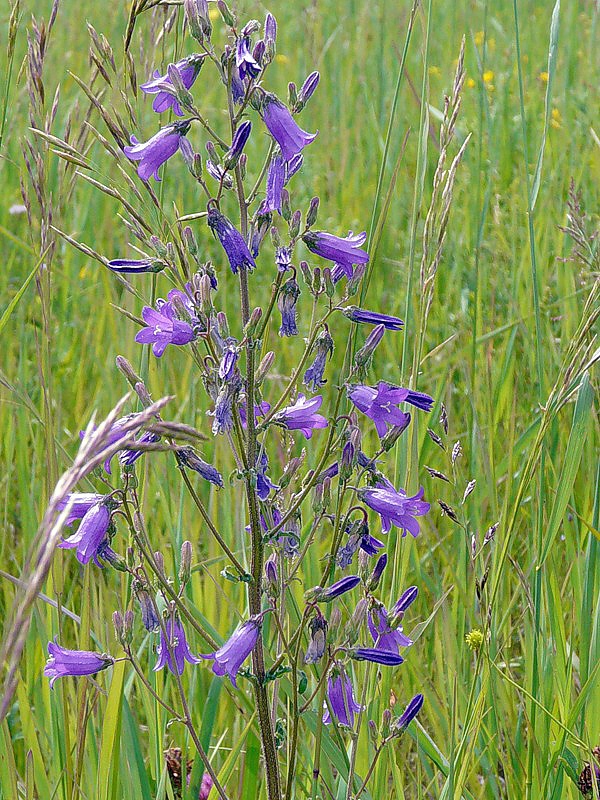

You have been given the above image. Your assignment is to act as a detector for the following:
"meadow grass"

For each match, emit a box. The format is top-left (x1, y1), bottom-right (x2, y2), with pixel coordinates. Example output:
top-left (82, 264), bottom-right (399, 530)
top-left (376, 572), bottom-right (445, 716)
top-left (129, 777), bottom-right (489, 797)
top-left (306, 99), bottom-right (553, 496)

top-left (0, 0), bottom-right (598, 798)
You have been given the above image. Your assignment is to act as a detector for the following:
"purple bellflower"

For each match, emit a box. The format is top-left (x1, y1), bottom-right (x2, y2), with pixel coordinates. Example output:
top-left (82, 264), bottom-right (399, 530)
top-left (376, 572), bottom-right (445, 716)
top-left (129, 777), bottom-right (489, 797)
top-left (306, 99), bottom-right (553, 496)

top-left (201, 617), bottom-right (261, 687)
top-left (277, 275), bottom-right (300, 337)
top-left (211, 373), bottom-right (242, 435)
top-left (348, 382), bottom-right (433, 438)
top-left (218, 338), bottom-right (240, 381)
top-left (154, 616), bottom-right (201, 676)
top-left (57, 493), bottom-right (106, 525)
top-left (301, 230), bottom-right (369, 282)
top-left (259, 154), bottom-right (286, 214)
top-left (224, 120), bottom-right (252, 169)
top-left (273, 394), bottom-right (328, 439)
top-left (395, 693), bottom-right (424, 731)
top-left (317, 575), bottom-right (360, 602)
top-left (337, 519), bottom-right (384, 568)
top-left (261, 92), bottom-right (317, 161)
top-left (305, 611), bottom-right (327, 664)
top-left (135, 301), bottom-right (195, 358)
top-left (134, 583), bottom-right (160, 632)
top-left (140, 55), bottom-right (204, 116)
top-left (79, 414), bottom-right (153, 474)
top-left (206, 157), bottom-right (234, 188)
top-left (124, 122), bottom-right (189, 181)
top-left (304, 328), bottom-right (334, 391)
top-left (207, 208), bottom-right (256, 273)
top-left (323, 666), bottom-right (362, 727)
top-left (341, 306), bottom-right (404, 330)
top-left (58, 498), bottom-right (114, 566)
top-left (177, 447), bottom-right (224, 487)
top-left (256, 450), bottom-right (279, 500)
top-left (368, 605), bottom-right (412, 654)
top-left (352, 648), bottom-right (404, 666)
top-left (45, 639), bottom-right (113, 688)
top-left (239, 399), bottom-right (271, 428)
top-left (107, 258), bottom-right (164, 274)
top-left (236, 36), bottom-right (261, 80)
top-left (119, 430), bottom-right (161, 469)
top-left (359, 484), bottom-right (430, 536)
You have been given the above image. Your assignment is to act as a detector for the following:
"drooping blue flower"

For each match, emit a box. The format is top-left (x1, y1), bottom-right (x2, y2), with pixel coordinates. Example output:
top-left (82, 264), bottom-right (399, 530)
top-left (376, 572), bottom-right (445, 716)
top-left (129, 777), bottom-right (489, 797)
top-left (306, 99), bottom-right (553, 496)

top-left (337, 518), bottom-right (383, 568)
top-left (140, 55), bottom-right (204, 116)
top-left (224, 120), bottom-right (252, 169)
top-left (394, 693), bottom-right (424, 731)
top-left (304, 328), bottom-right (334, 391)
top-left (134, 582), bottom-right (160, 632)
top-left (207, 208), bottom-right (256, 273)
top-left (119, 430), bottom-right (161, 469)
top-left (317, 575), bottom-right (360, 601)
top-left (256, 450), bottom-right (278, 500)
top-left (211, 373), bottom-right (242, 435)
top-left (352, 647), bottom-right (404, 666)
top-left (277, 275), bottom-right (300, 337)
top-left (58, 498), bottom-right (114, 566)
top-left (348, 382), bottom-right (433, 438)
top-left (239, 399), bottom-right (271, 429)
top-left (359, 484), bottom-right (430, 536)
top-left (301, 230), bottom-right (368, 282)
top-left (177, 447), bottom-right (224, 487)
top-left (218, 338), bottom-right (240, 381)
top-left (154, 616), bottom-right (201, 676)
top-left (323, 666), bottom-right (361, 726)
top-left (107, 258), bottom-right (164, 274)
top-left (44, 639), bottom-right (113, 688)
top-left (259, 154), bottom-right (286, 214)
top-left (57, 493), bottom-right (106, 525)
top-left (124, 122), bottom-right (189, 181)
top-left (273, 394), bottom-right (328, 439)
top-left (368, 604), bottom-right (412, 654)
top-left (304, 611), bottom-right (327, 664)
top-left (236, 36), bottom-right (261, 81)
top-left (341, 306), bottom-right (404, 330)
top-left (261, 92), bottom-right (317, 161)
top-left (201, 617), bottom-right (261, 687)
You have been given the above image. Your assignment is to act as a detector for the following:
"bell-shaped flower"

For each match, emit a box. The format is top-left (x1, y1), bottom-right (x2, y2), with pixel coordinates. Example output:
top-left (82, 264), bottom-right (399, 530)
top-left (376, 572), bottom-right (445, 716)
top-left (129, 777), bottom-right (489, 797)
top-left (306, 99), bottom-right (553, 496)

top-left (201, 617), bottom-right (261, 687)
top-left (124, 122), bottom-right (188, 181)
top-left (140, 55), bottom-right (204, 116)
top-left (323, 666), bottom-right (362, 727)
top-left (359, 483), bottom-right (430, 536)
top-left (272, 394), bottom-right (328, 439)
top-left (154, 616), bottom-right (201, 676)
top-left (348, 382), bottom-right (433, 438)
top-left (44, 639), bottom-right (113, 688)
top-left (260, 92), bottom-right (317, 161)
top-left (301, 230), bottom-right (368, 282)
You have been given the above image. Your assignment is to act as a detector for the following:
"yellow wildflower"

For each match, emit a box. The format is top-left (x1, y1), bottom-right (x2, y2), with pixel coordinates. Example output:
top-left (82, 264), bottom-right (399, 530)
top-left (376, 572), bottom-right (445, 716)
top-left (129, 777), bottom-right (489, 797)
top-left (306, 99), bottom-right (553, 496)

top-left (483, 70), bottom-right (494, 83)
top-left (466, 77), bottom-right (476, 89)
top-left (275, 54), bottom-right (289, 65)
top-left (474, 30), bottom-right (485, 47)
top-left (551, 107), bottom-right (562, 129)
top-left (465, 629), bottom-right (485, 651)
top-left (539, 71), bottom-right (549, 83)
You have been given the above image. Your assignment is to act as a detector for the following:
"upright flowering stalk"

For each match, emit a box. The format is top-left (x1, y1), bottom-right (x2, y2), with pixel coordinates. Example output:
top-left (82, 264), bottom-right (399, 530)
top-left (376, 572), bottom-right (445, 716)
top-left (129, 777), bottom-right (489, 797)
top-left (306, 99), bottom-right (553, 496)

top-left (124, 122), bottom-right (189, 181)
top-left (45, 639), bottom-right (113, 687)
top-left (260, 92), bottom-right (317, 160)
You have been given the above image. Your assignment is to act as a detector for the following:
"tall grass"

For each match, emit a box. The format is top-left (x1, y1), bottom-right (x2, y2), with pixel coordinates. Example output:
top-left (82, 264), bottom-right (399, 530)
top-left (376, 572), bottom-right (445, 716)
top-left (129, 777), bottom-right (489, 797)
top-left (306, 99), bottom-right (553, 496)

top-left (0, 0), bottom-right (598, 798)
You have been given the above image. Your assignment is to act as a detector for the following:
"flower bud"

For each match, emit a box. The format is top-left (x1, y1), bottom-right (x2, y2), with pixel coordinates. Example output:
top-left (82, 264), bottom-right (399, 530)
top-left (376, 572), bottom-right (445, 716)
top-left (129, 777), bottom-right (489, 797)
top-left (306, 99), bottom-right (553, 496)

top-left (345, 598), bottom-right (367, 645)
top-left (323, 267), bottom-right (335, 298)
top-left (180, 136), bottom-right (195, 170)
top-left (216, 311), bottom-right (229, 338)
top-left (134, 381), bottom-right (153, 409)
top-left (244, 307), bottom-right (262, 337)
top-left (264, 553), bottom-right (279, 598)
top-left (354, 324), bottom-right (385, 368)
top-left (367, 553), bottom-right (387, 591)
top-left (217, 0), bottom-right (235, 26)
top-left (115, 355), bottom-right (142, 390)
top-left (339, 439), bottom-right (355, 482)
top-left (328, 608), bottom-right (342, 638)
top-left (300, 260), bottom-right (312, 287)
top-left (184, 0), bottom-right (212, 40)
top-left (113, 611), bottom-right (124, 642)
top-left (306, 196), bottom-right (319, 227)
top-left (288, 81), bottom-right (298, 108)
top-left (239, 152), bottom-right (247, 180)
top-left (153, 551), bottom-right (165, 578)
top-left (296, 71), bottom-right (320, 111)
top-left (382, 415), bottom-right (411, 450)
top-left (256, 351), bottom-right (275, 386)
top-left (312, 267), bottom-right (322, 295)
top-left (346, 262), bottom-right (367, 296)
top-left (289, 209), bottom-right (302, 239)
top-left (206, 140), bottom-right (219, 163)
top-left (223, 120), bottom-right (252, 170)
top-left (270, 224), bottom-right (281, 248)
top-left (179, 540), bottom-right (193, 585)
top-left (381, 708), bottom-right (392, 738)
top-left (281, 189), bottom-right (291, 222)
top-left (199, 273), bottom-right (213, 315)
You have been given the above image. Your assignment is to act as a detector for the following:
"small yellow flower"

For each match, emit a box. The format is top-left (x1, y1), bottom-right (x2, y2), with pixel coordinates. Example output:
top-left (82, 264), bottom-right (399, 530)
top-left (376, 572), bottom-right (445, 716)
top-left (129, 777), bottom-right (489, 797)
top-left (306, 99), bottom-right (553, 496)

top-left (465, 629), bottom-right (485, 651)
top-left (482, 70), bottom-right (494, 84)
top-left (474, 30), bottom-right (485, 47)
top-left (551, 107), bottom-right (562, 129)
top-left (209, 8), bottom-right (219, 21)
top-left (275, 54), bottom-right (289, 65)
top-left (428, 65), bottom-right (441, 78)
top-left (539, 71), bottom-right (549, 83)
top-left (466, 77), bottom-right (476, 89)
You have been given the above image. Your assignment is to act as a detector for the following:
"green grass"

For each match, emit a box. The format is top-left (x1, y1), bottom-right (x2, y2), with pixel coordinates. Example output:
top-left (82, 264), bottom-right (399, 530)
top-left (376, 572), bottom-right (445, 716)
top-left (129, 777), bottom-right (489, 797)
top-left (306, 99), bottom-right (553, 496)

top-left (0, 0), bottom-right (598, 798)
